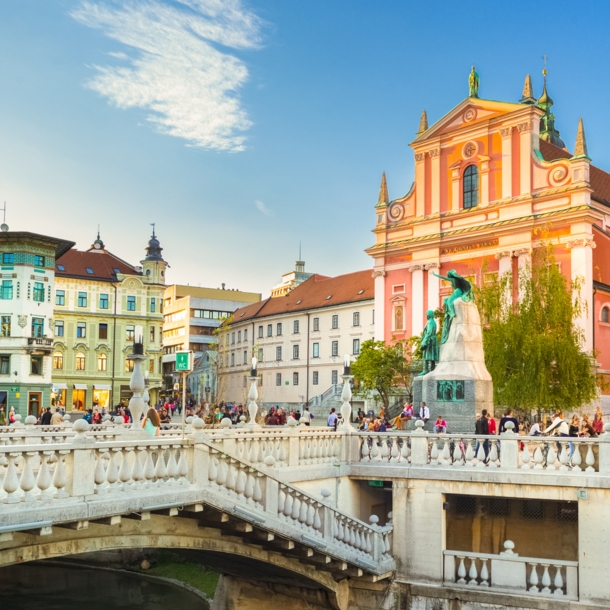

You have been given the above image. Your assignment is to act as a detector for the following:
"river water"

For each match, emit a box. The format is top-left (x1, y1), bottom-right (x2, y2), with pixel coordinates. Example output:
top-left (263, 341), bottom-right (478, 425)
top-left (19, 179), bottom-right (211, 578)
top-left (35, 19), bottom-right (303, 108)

top-left (0, 563), bottom-right (206, 610)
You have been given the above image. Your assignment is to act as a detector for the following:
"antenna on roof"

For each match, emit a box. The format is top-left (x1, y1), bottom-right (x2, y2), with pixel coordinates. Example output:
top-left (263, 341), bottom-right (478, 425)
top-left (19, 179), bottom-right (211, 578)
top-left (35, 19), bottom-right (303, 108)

top-left (150, 222), bottom-right (156, 238)
top-left (0, 202), bottom-right (8, 232)
top-left (299, 241), bottom-right (301, 261)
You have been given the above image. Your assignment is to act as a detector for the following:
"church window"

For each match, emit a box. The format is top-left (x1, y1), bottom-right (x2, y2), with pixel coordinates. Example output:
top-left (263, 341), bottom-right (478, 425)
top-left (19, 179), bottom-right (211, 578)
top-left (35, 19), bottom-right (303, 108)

top-left (394, 305), bottom-right (404, 331)
top-left (463, 164), bottom-right (479, 209)
top-left (602, 306), bottom-right (610, 324)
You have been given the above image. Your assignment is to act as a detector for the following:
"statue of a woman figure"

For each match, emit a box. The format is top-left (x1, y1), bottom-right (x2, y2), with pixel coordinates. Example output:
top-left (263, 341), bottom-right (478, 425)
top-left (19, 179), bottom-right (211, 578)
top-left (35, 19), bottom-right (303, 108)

top-left (418, 310), bottom-right (439, 375)
top-left (468, 65), bottom-right (479, 98)
top-left (431, 270), bottom-right (473, 343)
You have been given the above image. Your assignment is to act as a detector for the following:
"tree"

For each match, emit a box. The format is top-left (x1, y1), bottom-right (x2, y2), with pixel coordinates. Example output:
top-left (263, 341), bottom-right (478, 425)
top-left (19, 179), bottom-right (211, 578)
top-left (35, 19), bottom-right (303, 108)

top-left (476, 241), bottom-right (597, 414)
top-left (351, 339), bottom-right (416, 410)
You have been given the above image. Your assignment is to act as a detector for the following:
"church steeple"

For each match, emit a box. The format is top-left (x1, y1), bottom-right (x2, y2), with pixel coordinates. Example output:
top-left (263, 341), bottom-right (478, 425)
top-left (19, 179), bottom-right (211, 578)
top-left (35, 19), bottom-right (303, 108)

top-left (378, 172), bottom-right (389, 205)
top-left (89, 227), bottom-right (105, 251)
top-left (520, 74), bottom-right (536, 104)
top-left (537, 68), bottom-right (565, 149)
top-left (573, 117), bottom-right (590, 159)
top-left (417, 110), bottom-right (428, 136)
top-left (141, 224), bottom-right (168, 285)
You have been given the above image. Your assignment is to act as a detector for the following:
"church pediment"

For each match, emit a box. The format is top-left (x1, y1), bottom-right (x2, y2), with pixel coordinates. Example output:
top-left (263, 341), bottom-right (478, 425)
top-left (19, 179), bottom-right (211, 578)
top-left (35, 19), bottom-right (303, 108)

top-left (412, 98), bottom-right (525, 145)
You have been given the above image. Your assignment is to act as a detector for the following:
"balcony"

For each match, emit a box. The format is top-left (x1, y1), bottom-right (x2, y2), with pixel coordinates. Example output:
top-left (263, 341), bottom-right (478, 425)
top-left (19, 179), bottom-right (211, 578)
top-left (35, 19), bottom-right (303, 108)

top-left (27, 337), bottom-right (54, 353)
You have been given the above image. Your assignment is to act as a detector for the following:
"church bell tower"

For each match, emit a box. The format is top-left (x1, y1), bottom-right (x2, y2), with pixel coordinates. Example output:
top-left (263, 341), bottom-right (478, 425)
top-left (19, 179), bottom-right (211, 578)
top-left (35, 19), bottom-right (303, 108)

top-left (141, 225), bottom-right (168, 285)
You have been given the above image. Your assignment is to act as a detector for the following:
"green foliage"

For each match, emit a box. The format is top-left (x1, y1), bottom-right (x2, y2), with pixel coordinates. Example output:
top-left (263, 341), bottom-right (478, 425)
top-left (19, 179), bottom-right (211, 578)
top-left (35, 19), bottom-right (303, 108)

top-left (351, 338), bottom-right (416, 409)
top-left (476, 242), bottom-right (597, 413)
top-left (145, 552), bottom-right (219, 598)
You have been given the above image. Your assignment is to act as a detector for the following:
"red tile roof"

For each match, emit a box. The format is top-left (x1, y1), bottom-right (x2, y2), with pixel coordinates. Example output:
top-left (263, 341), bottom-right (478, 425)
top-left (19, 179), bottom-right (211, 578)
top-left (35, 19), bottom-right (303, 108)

top-left (55, 249), bottom-right (138, 281)
top-left (539, 139), bottom-right (610, 206)
top-left (230, 270), bottom-right (374, 323)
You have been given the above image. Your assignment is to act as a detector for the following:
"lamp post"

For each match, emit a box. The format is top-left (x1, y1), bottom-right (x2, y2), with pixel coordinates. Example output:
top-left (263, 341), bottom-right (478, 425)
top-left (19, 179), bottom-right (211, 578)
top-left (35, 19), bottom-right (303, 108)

top-left (247, 357), bottom-right (260, 429)
top-left (340, 354), bottom-right (353, 428)
top-left (127, 325), bottom-right (147, 431)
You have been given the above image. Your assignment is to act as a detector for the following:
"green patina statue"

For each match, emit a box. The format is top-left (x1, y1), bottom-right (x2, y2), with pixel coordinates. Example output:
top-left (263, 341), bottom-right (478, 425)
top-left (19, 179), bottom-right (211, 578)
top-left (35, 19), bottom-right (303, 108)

top-left (468, 65), bottom-right (479, 98)
top-left (418, 310), bottom-right (439, 376)
top-left (431, 270), bottom-right (474, 344)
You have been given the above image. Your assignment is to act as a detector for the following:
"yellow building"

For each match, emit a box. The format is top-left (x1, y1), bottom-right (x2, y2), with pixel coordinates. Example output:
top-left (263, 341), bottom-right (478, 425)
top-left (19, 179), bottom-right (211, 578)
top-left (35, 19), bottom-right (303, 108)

top-left (52, 230), bottom-right (167, 411)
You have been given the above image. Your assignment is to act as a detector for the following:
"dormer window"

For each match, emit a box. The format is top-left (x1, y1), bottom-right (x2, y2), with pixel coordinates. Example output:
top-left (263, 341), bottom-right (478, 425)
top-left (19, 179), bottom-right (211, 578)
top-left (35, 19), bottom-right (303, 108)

top-left (463, 164), bottom-right (479, 209)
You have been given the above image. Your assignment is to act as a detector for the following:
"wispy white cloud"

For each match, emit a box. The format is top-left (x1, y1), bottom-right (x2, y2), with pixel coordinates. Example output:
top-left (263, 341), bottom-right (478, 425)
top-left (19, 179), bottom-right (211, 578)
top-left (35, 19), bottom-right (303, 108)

top-left (255, 200), bottom-right (272, 216)
top-left (72, 0), bottom-right (263, 151)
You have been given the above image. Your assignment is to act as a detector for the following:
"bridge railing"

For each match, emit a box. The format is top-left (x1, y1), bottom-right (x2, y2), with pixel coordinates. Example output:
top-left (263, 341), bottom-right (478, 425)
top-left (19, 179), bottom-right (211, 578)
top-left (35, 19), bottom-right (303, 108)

top-left (355, 424), bottom-right (610, 474)
top-left (0, 420), bottom-right (391, 572)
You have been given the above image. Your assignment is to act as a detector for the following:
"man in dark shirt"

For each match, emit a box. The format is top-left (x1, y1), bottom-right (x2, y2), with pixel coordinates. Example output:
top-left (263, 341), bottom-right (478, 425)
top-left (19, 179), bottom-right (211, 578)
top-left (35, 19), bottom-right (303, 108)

top-left (40, 407), bottom-right (53, 426)
top-left (475, 409), bottom-right (490, 460)
top-left (499, 409), bottom-right (519, 434)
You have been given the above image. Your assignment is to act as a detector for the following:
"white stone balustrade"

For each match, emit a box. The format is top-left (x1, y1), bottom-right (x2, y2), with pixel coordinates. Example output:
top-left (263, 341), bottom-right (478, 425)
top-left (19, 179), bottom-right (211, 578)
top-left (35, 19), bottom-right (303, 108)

top-left (444, 544), bottom-right (578, 599)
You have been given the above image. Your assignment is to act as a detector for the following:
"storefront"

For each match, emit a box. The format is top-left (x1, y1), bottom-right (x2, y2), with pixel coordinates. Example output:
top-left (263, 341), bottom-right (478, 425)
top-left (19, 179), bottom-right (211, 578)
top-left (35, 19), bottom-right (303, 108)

top-left (72, 384), bottom-right (87, 411)
top-left (93, 385), bottom-right (111, 409)
top-left (51, 384), bottom-right (67, 409)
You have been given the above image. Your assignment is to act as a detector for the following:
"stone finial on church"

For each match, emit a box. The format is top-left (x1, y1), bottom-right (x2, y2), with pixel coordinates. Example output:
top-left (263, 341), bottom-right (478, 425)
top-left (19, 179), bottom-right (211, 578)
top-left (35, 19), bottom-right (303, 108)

top-left (417, 110), bottom-right (428, 136)
top-left (573, 117), bottom-right (590, 160)
top-left (378, 172), bottom-right (389, 205)
top-left (520, 74), bottom-right (536, 104)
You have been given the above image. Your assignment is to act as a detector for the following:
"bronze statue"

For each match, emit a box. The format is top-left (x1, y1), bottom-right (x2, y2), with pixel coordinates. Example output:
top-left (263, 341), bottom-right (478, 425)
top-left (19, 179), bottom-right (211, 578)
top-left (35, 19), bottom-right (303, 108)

top-left (418, 310), bottom-right (439, 375)
top-left (431, 270), bottom-right (473, 343)
top-left (469, 65), bottom-right (479, 98)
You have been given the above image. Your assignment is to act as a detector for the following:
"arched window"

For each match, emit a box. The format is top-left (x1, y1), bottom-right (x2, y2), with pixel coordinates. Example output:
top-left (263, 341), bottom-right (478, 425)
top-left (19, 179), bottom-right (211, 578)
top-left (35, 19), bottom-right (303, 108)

top-left (53, 352), bottom-right (63, 370)
top-left (75, 352), bottom-right (86, 371)
top-left (463, 164), bottom-right (479, 209)
top-left (97, 353), bottom-right (107, 371)
top-left (602, 306), bottom-right (609, 324)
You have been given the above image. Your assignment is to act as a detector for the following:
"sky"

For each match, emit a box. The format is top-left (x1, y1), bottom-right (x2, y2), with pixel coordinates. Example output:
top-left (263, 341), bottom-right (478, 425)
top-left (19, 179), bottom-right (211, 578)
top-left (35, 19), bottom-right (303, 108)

top-left (1, 0), bottom-right (609, 297)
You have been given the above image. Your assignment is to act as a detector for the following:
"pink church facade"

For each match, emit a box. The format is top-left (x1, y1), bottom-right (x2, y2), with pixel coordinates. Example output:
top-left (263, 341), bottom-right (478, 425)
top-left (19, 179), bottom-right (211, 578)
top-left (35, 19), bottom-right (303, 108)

top-left (367, 74), bottom-right (610, 392)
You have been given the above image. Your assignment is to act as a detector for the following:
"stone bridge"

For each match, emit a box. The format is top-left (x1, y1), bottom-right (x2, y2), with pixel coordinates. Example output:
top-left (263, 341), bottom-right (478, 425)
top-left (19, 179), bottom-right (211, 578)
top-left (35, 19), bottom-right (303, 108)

top-left (3, 417), bottom-right (610, 609)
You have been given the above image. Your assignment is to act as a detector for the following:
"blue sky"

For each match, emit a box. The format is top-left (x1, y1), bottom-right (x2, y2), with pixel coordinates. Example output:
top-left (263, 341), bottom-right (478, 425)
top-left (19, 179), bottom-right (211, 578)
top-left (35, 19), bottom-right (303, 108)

top-left (1, 0), bottom-right (608, 295)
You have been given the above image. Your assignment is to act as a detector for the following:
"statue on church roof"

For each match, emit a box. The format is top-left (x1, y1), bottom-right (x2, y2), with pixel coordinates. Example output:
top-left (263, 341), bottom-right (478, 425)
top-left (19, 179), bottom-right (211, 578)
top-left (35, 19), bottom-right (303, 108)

top-left (468, 65), bottom-right (480, 98)
top-left (431, 270), bottom-right (473, 343)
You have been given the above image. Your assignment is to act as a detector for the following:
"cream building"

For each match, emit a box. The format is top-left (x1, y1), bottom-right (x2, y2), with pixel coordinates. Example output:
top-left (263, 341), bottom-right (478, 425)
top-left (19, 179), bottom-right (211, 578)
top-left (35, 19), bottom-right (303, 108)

top-left (52, 230), bottom-right (167, 411)
top-left (218, 270), bottom-right (374, 410)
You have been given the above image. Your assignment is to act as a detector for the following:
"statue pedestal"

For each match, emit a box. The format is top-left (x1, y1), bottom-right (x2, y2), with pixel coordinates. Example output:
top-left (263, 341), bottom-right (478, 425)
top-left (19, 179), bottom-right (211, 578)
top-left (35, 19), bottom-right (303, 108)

top-left (415, 298), bottom-right (493, 434)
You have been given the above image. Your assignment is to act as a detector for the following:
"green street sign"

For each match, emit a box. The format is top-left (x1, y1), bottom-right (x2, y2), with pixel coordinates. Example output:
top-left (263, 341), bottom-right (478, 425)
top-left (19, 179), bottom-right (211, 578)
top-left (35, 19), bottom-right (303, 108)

top-left (10, 386), bottom-right (18, 392)
top-left (175, 351), bottom-right (192, 372)
top-left (367, 480), bottom-right (384, 488)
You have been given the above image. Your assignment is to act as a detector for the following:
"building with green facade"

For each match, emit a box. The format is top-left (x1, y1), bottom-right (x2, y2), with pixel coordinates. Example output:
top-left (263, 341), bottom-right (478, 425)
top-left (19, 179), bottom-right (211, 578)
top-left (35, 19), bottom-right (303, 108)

top-left (0, 227), bottom-right (74, 418)
top-left (52, 230), bottom-right (167, 412)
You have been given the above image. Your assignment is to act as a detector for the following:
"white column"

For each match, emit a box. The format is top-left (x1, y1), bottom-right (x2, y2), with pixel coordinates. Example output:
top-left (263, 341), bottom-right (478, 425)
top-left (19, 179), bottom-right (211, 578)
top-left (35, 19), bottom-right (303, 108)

top-left (568, 238), bottom-right (595, 352)
top-left (518, 121), bottom-right (533, 196)
top-left (450, 163), bottom-right (461, 211)
top-left (514, 248), bottom-right (531, 302)
top-left (480, 157), bottom-right (490, 206)
top-left (410, 265), bottom-right (424, 336)
top-left (430, 149), bottom-right (440, 215)
top-left (373, 270), bottom-right (386, 342)
top-left (415, 154), bottom-right (426, 217)
top-left (425, 263), bottom-right (440, 313)
top-left (495, 251), bottom-right (513, 308)
top-left (500, 127), bottom-right (512, 199)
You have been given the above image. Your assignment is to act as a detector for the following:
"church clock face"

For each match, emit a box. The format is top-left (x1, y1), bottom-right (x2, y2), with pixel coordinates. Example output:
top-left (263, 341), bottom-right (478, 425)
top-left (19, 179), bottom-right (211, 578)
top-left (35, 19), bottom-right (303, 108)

top-left (94, 242), bottom-right (101, 250)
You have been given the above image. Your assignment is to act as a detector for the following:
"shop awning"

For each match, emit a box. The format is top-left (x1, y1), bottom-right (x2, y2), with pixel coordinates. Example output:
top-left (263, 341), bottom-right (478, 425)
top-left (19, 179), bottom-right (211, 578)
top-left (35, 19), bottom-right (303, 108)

top-left (54, 383), bottom-right (68, 390)
top-left (93, 385), bottom-right (112, 391)
top-left (74, 384), bottom-right (88, 390)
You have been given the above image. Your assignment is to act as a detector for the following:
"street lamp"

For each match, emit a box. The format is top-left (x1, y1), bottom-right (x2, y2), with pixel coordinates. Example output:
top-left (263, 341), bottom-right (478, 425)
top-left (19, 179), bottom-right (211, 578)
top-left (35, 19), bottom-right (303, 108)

top-left (340, 354), bottom-right (353, 428)
top-left (127, 325), bottom-right (147, 431)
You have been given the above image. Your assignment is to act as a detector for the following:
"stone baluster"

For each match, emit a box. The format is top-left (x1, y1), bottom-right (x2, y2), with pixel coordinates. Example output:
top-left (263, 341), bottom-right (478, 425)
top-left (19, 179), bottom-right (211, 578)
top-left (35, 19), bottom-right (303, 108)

top-left (559, 443), bottom-right (570, 471)
top-left (540, 564), bottom-right (552, 594)
top-left (546, 444), bottom-right (557, 470)
top-left (389, 437), bottom-right (400, 462)
top-left (475, 441), bottom-right (486, 467)
top-left (529, 563), bottom-right (539, 592)
top-left (480, 559), bottom-right (489, 586)
top-left (53, 450), bottom-right (69, 498)
top-left (167, 446), bottom-right (180, 484)
top-left (36, 451), bottom-right (54, 499)
top-left (400, 437), bottom-right (410, 463)
top-left (553, 565), bottom-right (564, 595)
top-left (464, 440), bottom-right (475, 467)
top-left (118, 448), bottom-right (133, 491)
top-left (571, 444), bottom-right (582, 471)
top-left (456, 556), bottom-right (467, 584)
top-left (429, 437), bottom-right (439, 466)
top-left (468, 558), bottom-right (479, 585)
top-left (440, 439), bottom-right (451, 466)
top-left (370, 437), bottom-right (380, 461)
top-left (131, 448), bottom-right (145, 490)
top-left (533, 443), bottom-right (544, 469)
top-left (154, 446), bottom-right (168, 484)
top-left (520, 440), bottom-right (531, 469)
top-left (452, 439), bottom-right (463, 466)
top-left (3, 453), bottom-right (20, 503)
top-left (298, 495), bottom-right (308, 524)
top-left (379, 436), bottom-right (389, 461)
top-left (19, 452), bottom-right (37, 502)
top-left (177, 445), bottom-right (189, 485)
top-left (585, 443), bottom-right (596, 472)
top-left (143, 448), bottom-right (156, 487)
top-left (488, 440), bottom-right (499, 468)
